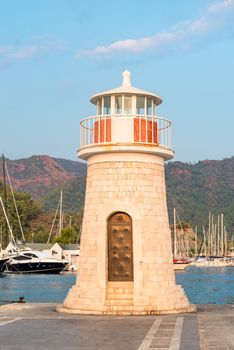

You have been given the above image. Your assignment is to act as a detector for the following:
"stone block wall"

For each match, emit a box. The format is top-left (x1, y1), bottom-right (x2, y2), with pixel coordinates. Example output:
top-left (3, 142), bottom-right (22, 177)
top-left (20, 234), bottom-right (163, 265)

top-left (59, 152), bottom-right (193, 315)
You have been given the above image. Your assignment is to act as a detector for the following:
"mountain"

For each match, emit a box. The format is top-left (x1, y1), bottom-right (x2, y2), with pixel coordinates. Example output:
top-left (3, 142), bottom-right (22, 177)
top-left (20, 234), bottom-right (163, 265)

top-left (0, 155), bottom-right (86, 199)
top-left (41, 176), bottom-right (86, 213)
top-left (166, 157), bottom-right (234, 231)
top-left (0, 155), bottom-right (233, 231)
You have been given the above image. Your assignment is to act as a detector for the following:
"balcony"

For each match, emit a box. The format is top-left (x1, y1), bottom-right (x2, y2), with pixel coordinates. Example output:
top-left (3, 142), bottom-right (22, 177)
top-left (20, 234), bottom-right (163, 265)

top-left (80, 114), bottom-right (172, 151)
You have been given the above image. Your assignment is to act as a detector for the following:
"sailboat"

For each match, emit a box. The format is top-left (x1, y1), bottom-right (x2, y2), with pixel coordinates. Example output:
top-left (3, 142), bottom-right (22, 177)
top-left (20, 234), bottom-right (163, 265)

top-left (0, 195), bottom-right (14, 274)
top-left (0, 156), bottom-right (68, 274)
top-left (191, 213), bottom-right (233, 267)
top-left (172, 208), bottom-right (190, 270)
top-left (47, 190), bottom-right (63, 244)
top-left (0, 255), bottom-right (9, 274)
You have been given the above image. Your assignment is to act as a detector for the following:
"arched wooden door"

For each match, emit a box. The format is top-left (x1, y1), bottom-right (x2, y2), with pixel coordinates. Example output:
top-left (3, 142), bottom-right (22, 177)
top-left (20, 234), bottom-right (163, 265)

top-left (108, 212), bottom-right (133, 281)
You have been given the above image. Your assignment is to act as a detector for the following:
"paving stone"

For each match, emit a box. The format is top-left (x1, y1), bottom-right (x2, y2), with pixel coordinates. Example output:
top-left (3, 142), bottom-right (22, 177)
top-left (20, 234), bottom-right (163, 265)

top-left (0, 303), bottom-right (233, 349)
top-left (162, 317), bottom-right (177, 322)
top-left (158, 323), bottom-right (175, 330)
top-left (150, 337), bottom-right (171, 348)
top-left (180, 316), bottom-right (200, 350)
top-left (154, 329), bottom-right (174, 338)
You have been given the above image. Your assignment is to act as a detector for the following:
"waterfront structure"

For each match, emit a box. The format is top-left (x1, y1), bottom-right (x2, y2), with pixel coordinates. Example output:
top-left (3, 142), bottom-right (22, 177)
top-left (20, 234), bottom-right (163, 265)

top-left (58, 71), bottom-right (194, 314)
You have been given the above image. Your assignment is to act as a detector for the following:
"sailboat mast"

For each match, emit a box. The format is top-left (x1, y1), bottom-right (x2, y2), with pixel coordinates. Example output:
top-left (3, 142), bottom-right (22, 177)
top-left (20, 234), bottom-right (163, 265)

top-left (5, 163), bottom-right (25, 242)
top-left (195, 226), bottom-right (198, 257)
top-left (208, 212), bottom-right (211, 256)
top-left (0, 196), bottom-right (16, 246)
top-left (59, 190), bottom-right (63, 236)
top-left (217, 215), bottom-right (220, 256)
top-left (0, 225), bottom-right (2, 249)
top-left (203, 226), bottom-right (207, 256)
top-left (173, 208), bottom-right (177, 259)
top-left (221, 213), bottom-right (224, 256)
top-left (2, 154), bottom-right (8, 249)
top-left (224, 226), bottom-right (228, 256)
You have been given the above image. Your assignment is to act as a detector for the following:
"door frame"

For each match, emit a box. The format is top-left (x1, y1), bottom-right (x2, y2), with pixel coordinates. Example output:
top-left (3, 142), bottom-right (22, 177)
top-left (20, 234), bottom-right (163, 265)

top-left (107, 211), bottom-right (133, 282)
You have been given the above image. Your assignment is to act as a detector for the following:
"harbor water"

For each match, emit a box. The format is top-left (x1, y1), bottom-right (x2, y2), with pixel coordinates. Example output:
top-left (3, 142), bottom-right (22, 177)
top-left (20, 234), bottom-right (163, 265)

top-left (0, 266), bottom-right (234, 305)
top-left (176, 266), bottom-right (234, 304)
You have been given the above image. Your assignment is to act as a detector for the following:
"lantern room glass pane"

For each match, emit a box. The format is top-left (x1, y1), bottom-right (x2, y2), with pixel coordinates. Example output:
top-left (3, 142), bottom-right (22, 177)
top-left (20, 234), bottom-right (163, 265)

top-left (147, 98), bottom-right (152, 115)
top-left (98, 98), bottom-right (102, 115)
top-left (115, 96), bottom-right (122, 114)
top-left (124, 95), bottom-right (132, 114)
top-left (136, 96), bottom-right (145, 115)
top-left (104, 96), bottom-right (111, 115)
top-left (153, 101), bottom-right (156, 115)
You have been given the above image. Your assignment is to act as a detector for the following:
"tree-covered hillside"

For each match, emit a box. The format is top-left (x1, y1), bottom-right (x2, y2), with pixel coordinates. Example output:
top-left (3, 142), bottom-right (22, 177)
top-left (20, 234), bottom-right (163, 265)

top-left (166, 157), bottom-right (234, 231)
top-left (0, 181), bottom-right (41, 244)
top-left (41, 176), bottom-right (86, 213)
top-left (1, 155), bottom-right (233, 234)
top-left (41, 157), bottom-right (234, 232)
top-left (0, 155), bottom-right (86, 199)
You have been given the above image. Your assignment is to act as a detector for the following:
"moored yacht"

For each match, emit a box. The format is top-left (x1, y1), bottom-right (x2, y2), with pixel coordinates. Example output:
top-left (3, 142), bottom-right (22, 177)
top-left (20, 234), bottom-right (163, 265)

top-left (191, 255), bottom-right (232, 267)
top-left (5, 250), bottom-right (68, 274)
top-left (0, 257), bottom-right (9, 274)
top-left (173, 257), bottom-right (190, 270)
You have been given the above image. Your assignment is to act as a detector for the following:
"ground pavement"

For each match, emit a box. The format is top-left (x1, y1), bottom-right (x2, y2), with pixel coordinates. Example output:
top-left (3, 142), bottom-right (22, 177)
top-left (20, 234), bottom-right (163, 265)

top-left (0, 303), bottom-right (233, 350)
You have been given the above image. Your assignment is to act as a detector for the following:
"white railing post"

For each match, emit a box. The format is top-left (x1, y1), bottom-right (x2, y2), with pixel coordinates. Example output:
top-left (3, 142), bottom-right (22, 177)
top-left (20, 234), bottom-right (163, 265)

top-left (80, 122), bottom-right (82, 147)
top-left (90, 118), bottom-right (92, 144)
top-left (84, 120), bottom-right (87, 146)
top-left (162, 119), bottom-right (164, 146)
top-left (152, 116), bottom-right (154, 144)
top-left (104, 115), bottom-right (106, 143)
top-left (146, 115), bottom-right (148, 143)
top-left (140, 115), bottom-right (142, 143)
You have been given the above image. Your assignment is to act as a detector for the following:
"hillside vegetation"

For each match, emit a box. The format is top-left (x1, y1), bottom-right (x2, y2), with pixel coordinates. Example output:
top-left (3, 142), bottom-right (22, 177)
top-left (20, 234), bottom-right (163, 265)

top-left (0, 155), bottom-right (86, 199)
top-left (41, 176), bottom-right (86, 213)
top-left (166, 157), bottom-right (234, 231)
top-left (0, 155), bottom-right (233, 233)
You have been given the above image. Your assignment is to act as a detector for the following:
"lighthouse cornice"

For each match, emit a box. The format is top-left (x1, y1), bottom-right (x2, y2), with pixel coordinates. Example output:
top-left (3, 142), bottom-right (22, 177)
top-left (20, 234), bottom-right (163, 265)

top-left (78, 143), bottom-right (174, 162)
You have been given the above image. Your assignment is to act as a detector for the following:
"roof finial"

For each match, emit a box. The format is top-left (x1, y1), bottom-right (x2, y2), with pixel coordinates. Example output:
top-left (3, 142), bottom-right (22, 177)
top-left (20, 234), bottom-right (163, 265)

top-left (122, 70), bottom-right (131, 87)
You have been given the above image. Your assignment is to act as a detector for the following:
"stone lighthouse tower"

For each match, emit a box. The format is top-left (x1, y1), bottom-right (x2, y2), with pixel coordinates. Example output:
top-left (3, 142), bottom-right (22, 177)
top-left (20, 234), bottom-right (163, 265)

top-left (58, 71), bottom-right (194, 315)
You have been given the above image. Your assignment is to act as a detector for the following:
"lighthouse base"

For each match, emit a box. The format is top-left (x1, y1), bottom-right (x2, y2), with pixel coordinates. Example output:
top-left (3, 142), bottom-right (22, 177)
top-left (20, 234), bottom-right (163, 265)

top-left (57, 282), bottom-right (196, 315)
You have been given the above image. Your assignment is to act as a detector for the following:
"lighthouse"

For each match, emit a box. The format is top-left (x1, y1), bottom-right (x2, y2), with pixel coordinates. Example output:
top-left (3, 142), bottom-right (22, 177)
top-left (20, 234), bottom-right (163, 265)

top-left (58, 71), bottom-right (194, 315)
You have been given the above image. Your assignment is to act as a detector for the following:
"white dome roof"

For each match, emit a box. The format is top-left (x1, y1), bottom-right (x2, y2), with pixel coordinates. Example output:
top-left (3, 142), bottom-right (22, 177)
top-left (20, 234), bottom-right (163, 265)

top-left (90, 71), bottom-right (163, 106)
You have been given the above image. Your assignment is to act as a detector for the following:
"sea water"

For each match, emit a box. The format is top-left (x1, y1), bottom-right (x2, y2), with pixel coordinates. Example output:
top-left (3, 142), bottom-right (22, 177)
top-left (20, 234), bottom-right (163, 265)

top-left (176, 266), bottom-right (234, 304)
top-left (0, 266), bottom-right (234, 304)
top-left (0, 273), bottom-right (76, 304)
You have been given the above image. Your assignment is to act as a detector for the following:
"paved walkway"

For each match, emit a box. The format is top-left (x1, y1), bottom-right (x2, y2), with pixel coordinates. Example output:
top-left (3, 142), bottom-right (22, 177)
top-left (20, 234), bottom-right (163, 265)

top-left (0, 303), bottom-right (233, 349)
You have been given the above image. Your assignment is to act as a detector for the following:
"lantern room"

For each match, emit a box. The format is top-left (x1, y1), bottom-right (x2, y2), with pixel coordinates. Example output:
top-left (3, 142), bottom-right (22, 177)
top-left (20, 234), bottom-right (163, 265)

top-left (79, 71), bottom-right (173, 160)
top-left (91, 71), bottom-right (162, 116)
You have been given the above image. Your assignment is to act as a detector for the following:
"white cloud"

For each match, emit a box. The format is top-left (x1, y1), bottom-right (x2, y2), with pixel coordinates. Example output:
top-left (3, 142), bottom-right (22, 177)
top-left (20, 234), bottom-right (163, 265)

top-left (0, 36), bottom-right (67, 65)
top-left (76, 0), bottom-right (234, 59)
top-left (208, 0), bottom-right (234, 13)
top-left (0, 46), bottom-right (12, 54)
top-left (77, 32), bottom-right (182, 59)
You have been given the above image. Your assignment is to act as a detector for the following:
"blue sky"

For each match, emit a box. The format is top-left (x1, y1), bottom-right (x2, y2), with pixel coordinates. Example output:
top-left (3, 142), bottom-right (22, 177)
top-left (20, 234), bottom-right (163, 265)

top-left (0, 0), bottom-right (233, 162)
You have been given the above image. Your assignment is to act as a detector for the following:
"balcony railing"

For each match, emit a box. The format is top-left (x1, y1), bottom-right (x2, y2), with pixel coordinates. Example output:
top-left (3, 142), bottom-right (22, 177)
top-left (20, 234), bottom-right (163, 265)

top-left (79, 114), bottom-right (172, 150)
